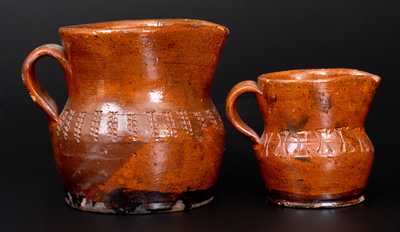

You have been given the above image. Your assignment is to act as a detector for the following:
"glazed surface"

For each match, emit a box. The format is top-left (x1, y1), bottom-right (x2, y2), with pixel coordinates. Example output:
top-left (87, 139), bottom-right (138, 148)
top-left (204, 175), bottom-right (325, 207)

top-left (226, 68), bottom-right (380, 207)
top-left (23, 19), bottom-right (228, 212)
top-left (255, 127), bottom-right (373, 199)
top-left (52, 108), bottom-right (224, 197)
top-left (257, 69), bottom-right (379, 202)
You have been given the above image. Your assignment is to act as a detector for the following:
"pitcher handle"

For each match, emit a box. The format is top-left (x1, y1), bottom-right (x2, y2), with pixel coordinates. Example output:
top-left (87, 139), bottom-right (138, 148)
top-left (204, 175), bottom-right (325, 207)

top-left (226, 80), bottom-right (264, 145)
top-left (22, 44), bottom-right (71, 124)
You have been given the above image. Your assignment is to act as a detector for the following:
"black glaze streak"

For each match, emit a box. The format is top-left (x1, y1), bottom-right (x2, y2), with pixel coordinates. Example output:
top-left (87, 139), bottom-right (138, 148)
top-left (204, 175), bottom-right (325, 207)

top-left (181, 188), bottom-right (214, 211)
top-left (335, 121), bottom-right (349, 128)
top-left (315, 91), bottom-right (332, 113)
top-left (104, 189), bottom-right (173, 214)
top-left (103, 187), bottom-right (214, 214)
top-left (287, 116), bottom-right (309, 133)
top-left (294, 157), bottom-right (311, 162)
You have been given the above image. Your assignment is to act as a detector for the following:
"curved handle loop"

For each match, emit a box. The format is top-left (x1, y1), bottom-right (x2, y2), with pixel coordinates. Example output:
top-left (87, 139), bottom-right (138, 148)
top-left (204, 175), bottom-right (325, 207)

top-left (226, 80), bottom-right (264, 145)
top-left (22, 44), bottom-right (71, 124)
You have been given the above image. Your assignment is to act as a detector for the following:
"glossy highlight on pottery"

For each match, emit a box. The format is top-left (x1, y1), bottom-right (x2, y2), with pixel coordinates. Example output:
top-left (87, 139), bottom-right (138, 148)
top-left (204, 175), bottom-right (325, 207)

top-left (226, 69), bottom-right (380, 208)
top-left (22, 19), bottom-right (229, 214)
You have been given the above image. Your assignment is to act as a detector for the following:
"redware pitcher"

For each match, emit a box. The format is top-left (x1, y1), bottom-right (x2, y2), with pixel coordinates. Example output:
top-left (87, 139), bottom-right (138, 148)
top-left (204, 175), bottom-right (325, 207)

top-left (22, 19), bottom-right (229, 214)
top-left (226, 69), bottom-right (380, 208)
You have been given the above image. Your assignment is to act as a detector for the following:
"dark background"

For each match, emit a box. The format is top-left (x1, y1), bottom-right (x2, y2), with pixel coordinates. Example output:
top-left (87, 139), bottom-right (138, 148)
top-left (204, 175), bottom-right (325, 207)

top-left (1, 0), bottom-right (399, 231)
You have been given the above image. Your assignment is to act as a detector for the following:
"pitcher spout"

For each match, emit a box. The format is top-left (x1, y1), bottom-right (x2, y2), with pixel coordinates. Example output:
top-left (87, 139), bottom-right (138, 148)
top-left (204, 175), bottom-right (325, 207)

top-left (345, 69), bottom-right (381, 125)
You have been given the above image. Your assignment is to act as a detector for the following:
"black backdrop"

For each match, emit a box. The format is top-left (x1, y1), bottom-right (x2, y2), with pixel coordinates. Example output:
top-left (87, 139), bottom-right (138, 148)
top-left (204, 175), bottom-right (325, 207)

top-left (1, 0), bottom-right (399, 231)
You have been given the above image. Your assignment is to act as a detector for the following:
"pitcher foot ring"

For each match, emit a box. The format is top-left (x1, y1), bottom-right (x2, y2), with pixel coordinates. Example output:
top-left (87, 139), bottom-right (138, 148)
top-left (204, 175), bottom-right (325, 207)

top-left (268, 194), bottom-right (365, 209)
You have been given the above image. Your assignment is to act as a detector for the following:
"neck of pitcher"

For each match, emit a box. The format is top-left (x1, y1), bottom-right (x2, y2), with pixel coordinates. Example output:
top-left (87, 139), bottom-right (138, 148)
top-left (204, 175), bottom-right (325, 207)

top-left (59, 23), bottom-right (228, 108)
top-left (258, 76), bottom-right (380, 132)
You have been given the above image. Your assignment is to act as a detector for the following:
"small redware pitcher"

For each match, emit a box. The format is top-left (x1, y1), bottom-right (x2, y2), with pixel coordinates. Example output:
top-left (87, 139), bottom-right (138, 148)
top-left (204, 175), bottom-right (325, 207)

top-left (22, 19), bottom-right (229, 214)
top-left (226, 69), bottom-right (380, 208)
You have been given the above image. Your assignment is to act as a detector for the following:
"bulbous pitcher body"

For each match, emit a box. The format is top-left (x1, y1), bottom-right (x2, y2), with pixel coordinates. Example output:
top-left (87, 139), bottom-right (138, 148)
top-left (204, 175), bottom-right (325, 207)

top-left (226, 69), bottom-right (380, 208)
top-left (22, 19), bottom-right (229, 214)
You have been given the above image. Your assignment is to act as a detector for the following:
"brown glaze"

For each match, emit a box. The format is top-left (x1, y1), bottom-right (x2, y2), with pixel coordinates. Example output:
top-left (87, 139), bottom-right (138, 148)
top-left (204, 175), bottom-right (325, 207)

top-left (226, 69), bottom-right (380, 208)
top-left (22, 19), bottom-right (229, 214)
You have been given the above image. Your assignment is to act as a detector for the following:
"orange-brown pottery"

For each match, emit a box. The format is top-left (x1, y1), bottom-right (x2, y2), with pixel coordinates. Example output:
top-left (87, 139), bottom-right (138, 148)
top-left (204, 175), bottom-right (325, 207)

top-left (22, 19), bottom-right (229, 214)
top-left (226, 69), bottom-right (380, 208)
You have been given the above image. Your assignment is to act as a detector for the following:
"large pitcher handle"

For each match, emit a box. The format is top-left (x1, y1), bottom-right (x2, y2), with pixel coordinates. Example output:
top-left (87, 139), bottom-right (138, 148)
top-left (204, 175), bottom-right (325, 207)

top-left (226, 80), bottom-right (265, 145)
top-left (22, 44), bottom-right (71, 124)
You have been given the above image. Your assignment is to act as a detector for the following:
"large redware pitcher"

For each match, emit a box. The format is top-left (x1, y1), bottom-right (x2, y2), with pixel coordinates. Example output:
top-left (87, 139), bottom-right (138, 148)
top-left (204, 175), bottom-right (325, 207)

top-left (22, 19), bottom-right (229, 214)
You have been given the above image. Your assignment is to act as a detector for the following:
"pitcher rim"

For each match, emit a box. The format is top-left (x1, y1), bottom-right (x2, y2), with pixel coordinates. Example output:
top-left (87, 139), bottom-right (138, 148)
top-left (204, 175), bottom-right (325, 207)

top-left (258, 68), bottom-right (381, 83)
top-left (59, 19), bottom-right (230, 35)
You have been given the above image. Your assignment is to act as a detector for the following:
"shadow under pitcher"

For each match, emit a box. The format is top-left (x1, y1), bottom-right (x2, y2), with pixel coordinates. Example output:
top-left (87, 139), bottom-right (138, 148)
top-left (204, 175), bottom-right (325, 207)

top-left (21, 19), bottom-right (229, 214)
top-left (226, 69), bottom-right (380, 208)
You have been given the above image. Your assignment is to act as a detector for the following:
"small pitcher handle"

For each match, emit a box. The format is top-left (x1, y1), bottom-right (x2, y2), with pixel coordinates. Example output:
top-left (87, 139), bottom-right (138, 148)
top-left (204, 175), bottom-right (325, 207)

top-left (22, 44), bottom-right (71, 124)
top-left (226, 80), bottom-right (264, 145)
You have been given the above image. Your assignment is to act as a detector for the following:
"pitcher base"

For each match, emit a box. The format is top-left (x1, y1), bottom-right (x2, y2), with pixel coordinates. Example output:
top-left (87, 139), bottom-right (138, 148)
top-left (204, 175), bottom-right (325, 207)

top-left (267, 191), bottom-right (365, 208)
top-left (64, 188), bottom-right (214, 214)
